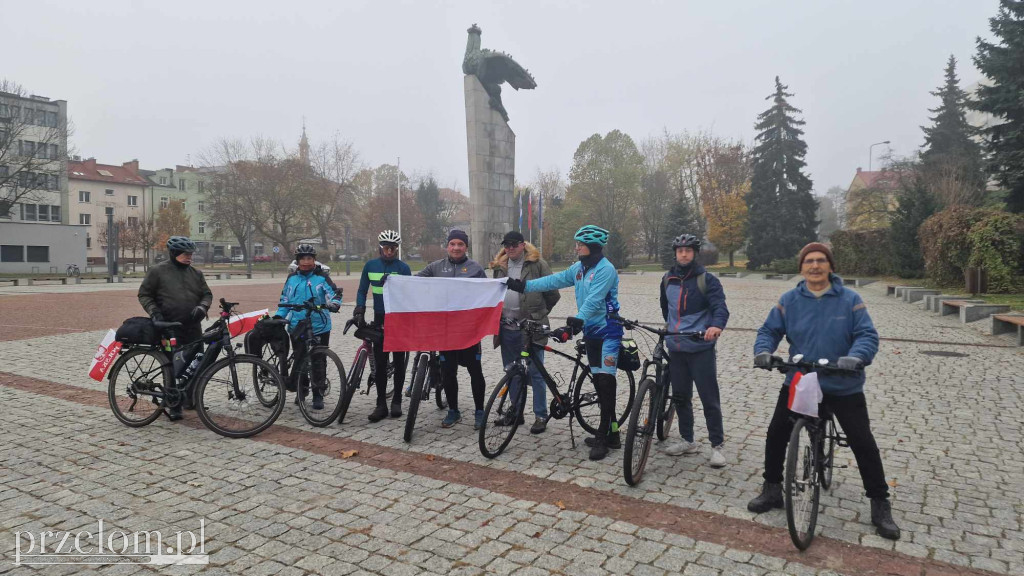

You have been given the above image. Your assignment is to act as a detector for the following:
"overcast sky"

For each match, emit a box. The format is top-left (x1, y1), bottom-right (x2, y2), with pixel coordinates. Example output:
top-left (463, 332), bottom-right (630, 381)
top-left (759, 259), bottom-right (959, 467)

top-left (6, 0), bottom-right (1000, 194)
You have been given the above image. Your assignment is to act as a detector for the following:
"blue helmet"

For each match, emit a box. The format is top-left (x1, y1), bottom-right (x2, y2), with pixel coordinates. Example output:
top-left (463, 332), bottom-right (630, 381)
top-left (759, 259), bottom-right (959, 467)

top-left (574, 225), bottom-right (609, 247)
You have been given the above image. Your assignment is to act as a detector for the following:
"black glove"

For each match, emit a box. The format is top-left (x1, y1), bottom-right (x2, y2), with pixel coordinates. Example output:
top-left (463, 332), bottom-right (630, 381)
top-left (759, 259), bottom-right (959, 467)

top-left (335, 287), bottom-right (344, 300)
top-left (190, 305), bottom-right (208, 322)
top-left (837, 356), bottom-right (864, 371)
top-left (149, 310), bottom-right (164, 323)
top-left (380, 273), bottom-right (390, 285)
top-left (352, 306), bottom-right (365, 325)
top-left (566, 316), bottom-right (584, 335)
top-left (754, 352), bottom-right (773, 368)
top-left (326, 301), bottom-right (341, 313)
top-left (505, 278), bottom-right (526, 293)
top-left (273, 315), bottom-right (285, 320)
top-left (550, 327), bottom-right (573, 343)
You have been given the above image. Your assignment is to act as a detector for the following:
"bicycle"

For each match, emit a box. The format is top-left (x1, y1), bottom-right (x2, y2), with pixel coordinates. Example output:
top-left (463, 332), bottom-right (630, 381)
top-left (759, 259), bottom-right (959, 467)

top-left (66, 263), bottom-right (80, 277)
top-left (756, 354), bottom-right (856, 550)
top-left (107, 298), bottom-right (286, 438)
top-left (478, 318), bottom-right (636, 459)
top-left (335, 318), bottom-right (396, 425)
top-left (403, 350), bottom-right (447, 443)
top-left (611, 315), bottom-right (704, 486)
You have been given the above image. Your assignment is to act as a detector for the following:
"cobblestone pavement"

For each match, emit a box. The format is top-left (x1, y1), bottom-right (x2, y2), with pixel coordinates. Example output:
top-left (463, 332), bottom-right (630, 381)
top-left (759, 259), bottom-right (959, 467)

top-left (1, 274), bottom-right (1021, 575)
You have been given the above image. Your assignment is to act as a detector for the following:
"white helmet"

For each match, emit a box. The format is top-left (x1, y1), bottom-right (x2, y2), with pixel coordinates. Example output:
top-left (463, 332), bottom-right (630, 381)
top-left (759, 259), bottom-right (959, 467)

top-left (378, 230), bottom-right (401, 245)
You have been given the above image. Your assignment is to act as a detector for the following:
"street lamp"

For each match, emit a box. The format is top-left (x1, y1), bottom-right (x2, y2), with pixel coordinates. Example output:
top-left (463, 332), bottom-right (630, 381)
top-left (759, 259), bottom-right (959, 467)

top-left (868, 141), bottom-right (890, 172)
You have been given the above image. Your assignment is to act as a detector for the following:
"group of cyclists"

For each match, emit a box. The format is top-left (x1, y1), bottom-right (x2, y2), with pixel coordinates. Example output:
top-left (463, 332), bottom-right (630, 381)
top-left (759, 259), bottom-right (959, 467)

top-left (138, 228), bottom-right (899, 541)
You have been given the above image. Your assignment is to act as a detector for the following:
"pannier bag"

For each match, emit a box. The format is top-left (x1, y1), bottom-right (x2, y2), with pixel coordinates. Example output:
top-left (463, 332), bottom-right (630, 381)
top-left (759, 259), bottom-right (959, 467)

top-left (114, 317), bottom-right (160, 345)
top-left (618, 338), bottom-right (642, 372)
top-left (244, 317), bottom-right (290, 359)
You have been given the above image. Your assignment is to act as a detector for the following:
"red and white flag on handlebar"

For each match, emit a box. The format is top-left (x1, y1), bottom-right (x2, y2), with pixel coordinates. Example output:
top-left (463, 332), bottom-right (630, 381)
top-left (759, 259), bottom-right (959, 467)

top-left (787, 371), bottom-right (823, 417)
top-left (382, 276), bottom-right (506, 352)
top-left (89, 329), bottom-right (122, 381)
top-left (228, 309), bottom-right (269, 337)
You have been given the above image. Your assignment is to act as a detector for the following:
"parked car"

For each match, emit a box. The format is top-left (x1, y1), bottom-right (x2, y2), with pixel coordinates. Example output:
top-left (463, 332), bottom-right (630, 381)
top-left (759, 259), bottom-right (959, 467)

top-left (231, 254), bottom-right (245, 263)
top-left (254, 255), bottom-right (272, 263)
top-left (212, 255), bottom-right (230, 264)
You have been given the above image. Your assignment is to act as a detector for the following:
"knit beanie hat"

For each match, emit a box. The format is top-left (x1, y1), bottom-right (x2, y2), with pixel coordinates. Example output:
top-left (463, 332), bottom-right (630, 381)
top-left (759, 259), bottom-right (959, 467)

top-left (447, 229), bottom-right (469, 245)
top-left (798, 242), bottom-right (836, 271)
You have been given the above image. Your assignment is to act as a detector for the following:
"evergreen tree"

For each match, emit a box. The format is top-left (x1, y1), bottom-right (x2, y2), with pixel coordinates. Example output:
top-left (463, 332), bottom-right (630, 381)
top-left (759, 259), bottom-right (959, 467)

top-left (659, 195), bottom-right (701, 269)
top-left (889, 169), bottom-right (937, 278)
top-left (605, 227), bottom-right (631, 269)
top-left (972, 0), bottom-right (1024, 213)
top-left (745, 77), bottom-right (818, 270)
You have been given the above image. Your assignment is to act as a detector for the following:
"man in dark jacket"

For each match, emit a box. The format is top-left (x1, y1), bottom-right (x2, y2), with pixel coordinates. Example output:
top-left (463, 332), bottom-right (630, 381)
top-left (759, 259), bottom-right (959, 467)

top-left (490, 231), bottom-right (560, 434)
top-left (138, 236), bottom-right (213, 419)
top-left (748, 242), bottom-right (900, 541)
top-left (659, 234), bottom-right (730, 466)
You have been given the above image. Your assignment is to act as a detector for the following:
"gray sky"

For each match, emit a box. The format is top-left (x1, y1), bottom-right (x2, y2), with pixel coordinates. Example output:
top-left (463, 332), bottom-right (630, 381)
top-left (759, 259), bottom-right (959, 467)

top-left (6, 0), bottom-right (1000, 194)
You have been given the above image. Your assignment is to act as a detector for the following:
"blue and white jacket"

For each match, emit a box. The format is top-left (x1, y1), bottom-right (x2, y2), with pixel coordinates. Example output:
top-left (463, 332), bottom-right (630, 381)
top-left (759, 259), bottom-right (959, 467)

top-left (275, 269), bottom-right (341, 336)
top-left (526, 256), bottom-right (623, 341)
top-left (660, 263), bottom-right (729, 353)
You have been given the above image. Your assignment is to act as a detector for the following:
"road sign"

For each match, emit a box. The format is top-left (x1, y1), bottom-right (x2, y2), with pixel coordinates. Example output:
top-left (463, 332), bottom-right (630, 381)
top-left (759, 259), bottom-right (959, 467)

top-left (272, 246), bottom-right (280, 254)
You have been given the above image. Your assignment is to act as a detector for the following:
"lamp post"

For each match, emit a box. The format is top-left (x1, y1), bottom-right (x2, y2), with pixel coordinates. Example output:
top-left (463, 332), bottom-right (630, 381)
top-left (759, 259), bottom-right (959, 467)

top-left (868, 140), bottom-right (890, 172)
top-left (345, 223), bottom-right (351, 276)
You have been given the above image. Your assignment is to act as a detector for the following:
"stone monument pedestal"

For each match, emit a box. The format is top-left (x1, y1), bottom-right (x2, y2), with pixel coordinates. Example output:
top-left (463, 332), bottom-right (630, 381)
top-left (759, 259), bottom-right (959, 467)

top-left (465, 75), bottom-right (515, 262)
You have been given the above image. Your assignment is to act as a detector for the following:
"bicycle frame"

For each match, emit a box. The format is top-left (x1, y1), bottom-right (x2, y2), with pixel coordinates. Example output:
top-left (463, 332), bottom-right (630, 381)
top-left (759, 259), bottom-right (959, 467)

top-left (513, 332), bottom-right (589, 419)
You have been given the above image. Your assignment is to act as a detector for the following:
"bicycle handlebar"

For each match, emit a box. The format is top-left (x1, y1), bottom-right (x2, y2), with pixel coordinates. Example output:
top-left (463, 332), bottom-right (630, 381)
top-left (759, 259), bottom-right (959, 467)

top-left (280, 297), bottom-right (338, 313)
top-left (756, 356), bottom-right (862, 375)
top-left (500, 317), bottom-right (555, 337)
top-left (608, 314), bottom-right (705, 341)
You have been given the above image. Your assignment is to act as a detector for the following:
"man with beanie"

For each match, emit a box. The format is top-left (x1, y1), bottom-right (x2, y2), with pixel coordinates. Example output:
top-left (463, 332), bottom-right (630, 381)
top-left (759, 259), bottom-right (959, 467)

top-left (506, 224), bottom-right (624, 461)
top-left (138, 236), bottom-right (213, 420)
top-left (417, 229), bottom-right (488, 429)
top-left (748, 242), bottom-right (901, 541)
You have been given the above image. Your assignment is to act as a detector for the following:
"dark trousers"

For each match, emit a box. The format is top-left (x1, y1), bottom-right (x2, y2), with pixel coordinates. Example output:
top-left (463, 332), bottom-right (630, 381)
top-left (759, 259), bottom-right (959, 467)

top-left (291, 333), bottom-right (330, 397)
top-left (371, 341), bottom-right (407, 407)
top-left (668, 348), bottom-right (724, 446)
top-left (440, 343), bottom-right (486, 412)
top-left (584, 339), bottom-right (618, 437)
top-left (763, 386), bottom-right (890, 500)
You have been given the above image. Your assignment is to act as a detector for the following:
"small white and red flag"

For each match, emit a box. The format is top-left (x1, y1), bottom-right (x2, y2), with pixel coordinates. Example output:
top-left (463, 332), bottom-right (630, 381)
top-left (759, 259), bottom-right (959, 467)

top-left (787, 371), bottom-right (823, 417)
top-left (89, 329), bottom-right (123, 381)
top-left (228, 309), bottom-right (269, 338)
top-left (382, 276), bottom-right (506, 352)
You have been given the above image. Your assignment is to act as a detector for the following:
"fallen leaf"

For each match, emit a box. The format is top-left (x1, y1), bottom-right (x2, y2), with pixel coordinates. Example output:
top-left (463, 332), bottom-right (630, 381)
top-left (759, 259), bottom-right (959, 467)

top-left (426, 454), bottom-right (436, 461)
top-left (117, 441), bottom-right (127, 446)
top-left (532, 532), bottom-right (542, 538)
top-left (888, 480), bottom-right (898, 487)
top-left (555, 501), bottom-right (566, 510)
top-left (340, 449), bottom-right (358, 459)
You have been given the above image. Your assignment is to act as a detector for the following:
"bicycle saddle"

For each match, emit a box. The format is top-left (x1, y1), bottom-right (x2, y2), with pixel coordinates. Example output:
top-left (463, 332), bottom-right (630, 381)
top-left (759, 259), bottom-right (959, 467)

top-left (153, 321), bottom-right (183, 330)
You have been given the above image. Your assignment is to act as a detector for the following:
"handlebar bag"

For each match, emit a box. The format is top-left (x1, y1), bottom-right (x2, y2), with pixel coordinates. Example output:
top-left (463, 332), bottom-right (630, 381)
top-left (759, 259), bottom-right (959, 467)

top-left (618, 338), bottom-right (642, 372)
top-left (353, 324), bottom-right (384, 346)
top-left (114, 317), bottom-right (160, 345)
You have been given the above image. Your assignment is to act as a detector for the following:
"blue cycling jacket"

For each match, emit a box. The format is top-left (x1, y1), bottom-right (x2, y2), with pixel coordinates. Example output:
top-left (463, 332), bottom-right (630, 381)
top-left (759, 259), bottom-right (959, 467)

top-left (275, 269), bottom-right (341, 336)
top-left (526, 256), bottom-right (623, 340)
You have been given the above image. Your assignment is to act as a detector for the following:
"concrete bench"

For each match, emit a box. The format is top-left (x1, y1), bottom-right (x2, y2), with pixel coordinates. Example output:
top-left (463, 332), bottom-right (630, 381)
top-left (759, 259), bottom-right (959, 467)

top-left (904, 288), bottom-right (940, 303)
top-left (886, 284), bottom-right (898, 296)
top-left (845, 278), bottom-right (877, 287)
top-left (764, 273), bottom-right (795, 280)
top-left (925, 294), bottom-right (967, 313)
top-left (718, 272), bottom-right (738, 278)
top-left (992, 314), bottom-right (1024, 346)
top-left (13, 278), bottom-right (33, 286)
top-left (215, 272), bottom-right (254, 280)
top-left (892, 286), bottom-right (924, 299)
top-left (940, 299), bottom-right (1011, 323)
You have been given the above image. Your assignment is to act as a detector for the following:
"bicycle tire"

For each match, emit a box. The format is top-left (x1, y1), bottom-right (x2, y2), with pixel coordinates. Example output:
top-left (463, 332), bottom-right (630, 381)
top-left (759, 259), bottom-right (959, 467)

top-left (656, 372), bottom-right (675, 441)
top-left (337, 347), bottom-right (367, 425)
top-left (108, 348), bottom-right (170, 427)
top-left (479, 371), bottom-right (528, 459)
top-left (296, 347), bottom-right (348, 427)
top-left (821, 416), bottom-right (837, 490)
top-left (433, 363), bottom-right (447, 409)
top-left (253, 343), bottom-right (282, 408)
top-left (572, 368), bottom-right (636, 436)
top-left (194, 355), bottom-right (285, 438)
top-left (404, 354), bottom-right (428, 443)
top-left (785, 418), bottom-right (821, 550)
top-left (623, 377), bottom-right (658, 486)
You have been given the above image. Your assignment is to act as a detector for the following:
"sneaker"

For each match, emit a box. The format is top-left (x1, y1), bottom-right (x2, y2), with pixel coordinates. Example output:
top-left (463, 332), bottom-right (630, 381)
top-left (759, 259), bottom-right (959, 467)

top-left (368, 405), bottom-right (388, 423)
top-left (663, 439), bottom-right (699, 456)
top-left (474, 409), bottom-right (486, 430)
top-left (530, 417), bottom-right (547, 434)
top-left (747, 481), bottom-right (784, 513)
top-left (588, 437), bottom-right (609, 461)
top-left (709, 444), bottom-right (727, 468)
top-left (167, 407), bottom-right (183, 421)
top-left (441, 409), bottom-right (461, 428)
top-left (871, 498), bottom-right (902, 540)
top-left (584, 432), bottom-right (621, 449)
top-left (389, 402), bottom-right (403, 418)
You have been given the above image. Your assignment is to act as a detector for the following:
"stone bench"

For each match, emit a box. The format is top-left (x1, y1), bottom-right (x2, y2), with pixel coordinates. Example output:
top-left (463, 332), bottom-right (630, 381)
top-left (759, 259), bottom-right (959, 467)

top-left (940, 299), bottom-right (1011, 323)
top-left (925, 294), bottom-right (967, 313)
top-left (904, 288), bottom-right (940, 303)
top-left (892, 286), bottom-right (924, 299)
top-left (30, 277), bottom-right (82, 285)
top-left (764, 273), bottom-right (795, 280)
top-left (992, 314), bottom-right (1024, 346)
top-left (718, 272), bottom-right (738, 278)
top-left (844, 278), bottom-right (877, 287)
top-left (886, 284), bottom-right (898, 296)
top-left (215, 272), bottom-right (254, 280)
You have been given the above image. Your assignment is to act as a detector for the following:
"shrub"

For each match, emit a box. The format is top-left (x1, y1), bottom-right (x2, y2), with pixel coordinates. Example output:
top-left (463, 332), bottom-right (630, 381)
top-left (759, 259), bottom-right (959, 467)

top-left (768, 256), bottom-right (800, 274)
top-left (967, 211), bottom-right (1024, 293)
top-left (918, 207), bottom-right (987, 288)
top-left (830, 229), bottom-right (892, 276)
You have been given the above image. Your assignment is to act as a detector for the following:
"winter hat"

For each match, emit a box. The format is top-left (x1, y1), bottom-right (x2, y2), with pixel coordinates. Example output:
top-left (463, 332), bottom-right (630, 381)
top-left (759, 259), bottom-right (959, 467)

top-left (447, 229), bottom-right (470, 245)
top-left (798, 242), bottom-right (836, 271)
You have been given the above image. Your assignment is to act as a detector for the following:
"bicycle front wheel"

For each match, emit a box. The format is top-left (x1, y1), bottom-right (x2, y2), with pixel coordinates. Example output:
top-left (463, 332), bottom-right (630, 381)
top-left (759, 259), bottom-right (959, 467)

top-left (785, 418), bottom-right (821, 550)
top-left (108, 348), bottom-right (170, 427)
top-left (656, 374), bottom-right (675, 441)
top-left (194, 355), bottom-right (285, 438)
top-left (337, 347), bottom-right (368, 425)
top-left (296, 347), bottom-right (347, 427)
top-left (479, 371), bottom-right (528, 459)
top-left (404, 354), bottom-right (428, 443)
top-left (820, 417), bottom-right (837, 490)
top-left (253, 343), bottom-right (282, 408)
top-left (623, 377), bottom-right (658, 486)
top-left (572, 368), bottom-right (636, 436)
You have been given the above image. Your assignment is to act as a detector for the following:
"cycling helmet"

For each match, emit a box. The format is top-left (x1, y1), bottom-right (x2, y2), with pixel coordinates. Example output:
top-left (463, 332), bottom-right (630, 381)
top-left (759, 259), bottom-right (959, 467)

top-left (378, 230), bottom-right (401, 245)
top-left (573, 225), bottom-right (609, 247)
top-left (294, 243), bottom-right (317, 259)
top-left (671, 233), bottom-right (702, 252)
top-left (166, 236), bottom-right (196, 253)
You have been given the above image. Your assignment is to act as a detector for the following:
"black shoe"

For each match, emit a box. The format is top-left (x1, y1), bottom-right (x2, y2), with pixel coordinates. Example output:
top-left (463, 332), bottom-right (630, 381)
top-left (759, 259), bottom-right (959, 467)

top-left (368, 405), bottom-right (389, 423)
top-left (588, 437), bottom-right (608, 461)
top-left (167, 407), bottom-right (183, 421)
top-left (747, 482), bottom-right (784, 513)
top-left (390, 403), bottom-right (403, 418)
top-left (871, 498), bottom-right (901, 540)
top-left (529, 417), bottom-right (547, 434)
top-left (584, 432), bottom-right (621, 449)
top-left (496, 412), bottom-right (525, 427)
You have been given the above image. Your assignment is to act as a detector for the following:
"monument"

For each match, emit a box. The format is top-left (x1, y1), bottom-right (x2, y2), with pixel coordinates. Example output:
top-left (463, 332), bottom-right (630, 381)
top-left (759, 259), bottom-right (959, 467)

top-left (463, 24), bottom-right (537, 260)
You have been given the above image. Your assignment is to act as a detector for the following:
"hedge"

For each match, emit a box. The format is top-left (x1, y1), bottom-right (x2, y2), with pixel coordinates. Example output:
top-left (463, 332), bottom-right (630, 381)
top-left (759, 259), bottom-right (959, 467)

top-left (829, 229), bottom-right (892, 276)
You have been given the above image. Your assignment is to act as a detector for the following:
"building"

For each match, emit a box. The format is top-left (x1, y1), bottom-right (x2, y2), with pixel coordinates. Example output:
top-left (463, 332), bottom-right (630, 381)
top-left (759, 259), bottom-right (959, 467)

top-left (67, 158), bottom-right (150, 264)
top-left (845, 168), bottom-right (901, 231)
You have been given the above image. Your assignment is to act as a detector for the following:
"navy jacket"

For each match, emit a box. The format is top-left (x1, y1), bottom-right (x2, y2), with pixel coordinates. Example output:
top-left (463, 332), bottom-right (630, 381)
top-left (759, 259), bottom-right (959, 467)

top-left (660, 263), bottom-right (729, 353)
top-left (356, 257), bottom-right (412, 317)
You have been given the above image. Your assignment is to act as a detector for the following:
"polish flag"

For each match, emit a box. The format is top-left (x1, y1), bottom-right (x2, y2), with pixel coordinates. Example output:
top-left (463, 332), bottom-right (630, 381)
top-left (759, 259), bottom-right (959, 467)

top-left (228, 309), bottom-right (269, 338)
top-left (383, 276), bottom-right (506, 352)
top-left (89, 329), bottom-right (123, 381)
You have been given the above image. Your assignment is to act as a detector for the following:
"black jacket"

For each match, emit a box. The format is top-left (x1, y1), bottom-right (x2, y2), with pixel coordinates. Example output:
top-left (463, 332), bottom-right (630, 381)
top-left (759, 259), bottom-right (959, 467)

top-left (138, 262), bottom-right (214, 324)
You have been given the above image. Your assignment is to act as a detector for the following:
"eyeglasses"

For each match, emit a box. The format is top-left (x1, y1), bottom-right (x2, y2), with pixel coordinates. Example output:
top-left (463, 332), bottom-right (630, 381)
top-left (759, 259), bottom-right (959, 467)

top-left (503, 242), bottom-right (522, 248)
top-left (803, 258), bottom-right (829, 266)
top-left (379, 244), bottom-right (398, 251)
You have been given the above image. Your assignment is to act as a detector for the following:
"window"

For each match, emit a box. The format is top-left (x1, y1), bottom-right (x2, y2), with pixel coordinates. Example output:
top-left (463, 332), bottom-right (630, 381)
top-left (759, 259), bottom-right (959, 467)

top-left (26, 246), bottom-right (48, 262)
top-left (105, 188), bottom-right (114, 196)
top-left (127, 216), bottom-right (138, 227)
top-left (49, 144), bottom-right (58, 160)
top-left (22, 109), bottom-right (34, 124)
top-left (104, 207), bottom-right (114, 216)
top-left (19, 141), bottom-right (34, 157)
top-left (86, 234), bottom-right (91, 248)
top-left (0, 104), bottom-right (7, 117)
top-left (1, 245), bottom-right (24, 262)
top-left (23, 204), bottom-right (36, 221)
top-left (198, 221), bottom-right (206, 234)
top-left (160, 197), bottom-right (168, 209)
top-left (198, 181), bottom-right (204, 193)
top-left (79, 214), bottom-right (91, 225)
top-left (127, 195), bottom-right (138, 206)
top-left (48, 174), bottom-right (59, 190)
top-left (197, 200), bottom-right (205, 212)
top-left (79, 190), bottom-right (90, 203)
top-left (46, 111), bottom-right (58, 127)
top-left (37, 205), bottom-right (49, 221)
top-left (36, 143), bottom-right (48, 159)
top-left (0, 165), bottom-right (7, 178)
top-left (178, 179), bottom-right (186, 191)
top-left (97, 169), bottom-right (113, 177)
top-left (159, 176), bottom-right (166, 185)
top-left (50, 205), bottom-right (60, 222)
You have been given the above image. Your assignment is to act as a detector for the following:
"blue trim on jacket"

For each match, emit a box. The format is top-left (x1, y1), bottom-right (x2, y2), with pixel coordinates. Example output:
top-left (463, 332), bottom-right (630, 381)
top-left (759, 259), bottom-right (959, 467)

top-left (660, 263), bottom-right (730, 353)
top-left (275, 269), bottom-right (341, 336)
top-left (525, 256), bottom-right (623, 340)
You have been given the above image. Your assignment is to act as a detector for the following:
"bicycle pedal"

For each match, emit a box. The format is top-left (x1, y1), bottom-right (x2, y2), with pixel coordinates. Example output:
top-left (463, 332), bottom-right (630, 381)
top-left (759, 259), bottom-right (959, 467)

top-left (835, 464), bottom-right (849, 469)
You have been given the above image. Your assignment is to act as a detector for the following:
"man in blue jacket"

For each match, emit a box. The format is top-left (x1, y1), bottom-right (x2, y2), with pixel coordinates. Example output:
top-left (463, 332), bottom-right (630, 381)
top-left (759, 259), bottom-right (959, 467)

top-left (354, 230), bottom-right (412, 422)
top-left (748, 242), bottom-right (900, 541)
top-left (659, 234), bottom-right (730, 467)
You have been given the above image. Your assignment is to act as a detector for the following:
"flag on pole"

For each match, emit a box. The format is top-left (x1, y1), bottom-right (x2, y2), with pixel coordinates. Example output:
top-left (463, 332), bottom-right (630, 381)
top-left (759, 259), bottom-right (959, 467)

top-left (527, 190), bottom-right (533, 232)
top-left (518, 191), bottom-right (523, 231)
top-left (382, 276), bottom-right (506, 352)
top-left (228, 308), bottom-right (269, 337)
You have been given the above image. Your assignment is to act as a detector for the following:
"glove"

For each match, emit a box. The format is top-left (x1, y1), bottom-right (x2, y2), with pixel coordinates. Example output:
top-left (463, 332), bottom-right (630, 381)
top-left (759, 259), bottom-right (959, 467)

top-left (566, 316), bottom-right (584, 335)
top-left (837, 356), bottom-right (864, 371)
top-left (550, 327), bottom-right (573, 343)
top-left (754, 352), bottom-right (773, 368)
top-left (352, 306), bottom-right (365, 325)
top-left (190, 305), bottom-right (208, 322)
top-left (505, 278), bottom-right (526, 293)
top-left (326, 301), bottom-right (341, 313)
top-left (335, 287), bottom-right (344, 300)
top-left (149, 310), bottom-right (164, 322)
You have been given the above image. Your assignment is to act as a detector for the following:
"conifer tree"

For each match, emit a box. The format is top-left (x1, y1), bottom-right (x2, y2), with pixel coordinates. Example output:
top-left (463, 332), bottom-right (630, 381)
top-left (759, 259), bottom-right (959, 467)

top-left (659, 195), bottom-right (701, 269)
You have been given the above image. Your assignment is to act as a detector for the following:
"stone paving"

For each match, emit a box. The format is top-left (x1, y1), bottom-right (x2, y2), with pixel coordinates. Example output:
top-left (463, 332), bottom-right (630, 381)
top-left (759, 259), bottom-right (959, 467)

top-left (0, 274), bottom-right (1021, 575)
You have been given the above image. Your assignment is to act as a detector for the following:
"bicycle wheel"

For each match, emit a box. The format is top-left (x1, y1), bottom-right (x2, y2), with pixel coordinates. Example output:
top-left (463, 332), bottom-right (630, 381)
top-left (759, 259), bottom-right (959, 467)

top-left (656, 380), bottom-right (675, 441)
top-left (296, 347), bottom-right (347, 427)
top-left (108, 348), bottom-right (170, 427)
top-left (404, 354), bottom-right (428, 443)
top-left (479, 371), bottom-right (528, 458)
top-left (623, 377), bottom-right (658, 486)
top-left (432, 363), bottom-right (447, 409)
top-left (820, 416), bottom-right (837, 490)
top-left (337, 347), bottom-right (367, 425)
top-left (785, 418), bottom-right (821, 550)
top-left (253, 344), bottom-right (282, 408)
top-left (572, 368), bottom-right (636, 436)
top-left (194, 355), bottom-right (285, 438)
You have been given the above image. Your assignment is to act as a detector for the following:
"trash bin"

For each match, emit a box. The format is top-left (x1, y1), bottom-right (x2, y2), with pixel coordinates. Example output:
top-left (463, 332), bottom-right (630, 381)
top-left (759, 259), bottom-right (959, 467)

top-left (965, 267), bottom-right (988, 294)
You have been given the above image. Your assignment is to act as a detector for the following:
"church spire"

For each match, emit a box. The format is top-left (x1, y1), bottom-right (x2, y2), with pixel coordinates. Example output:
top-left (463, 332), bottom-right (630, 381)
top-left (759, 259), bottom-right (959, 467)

top-left (298, 118), bottom-right (310, 165)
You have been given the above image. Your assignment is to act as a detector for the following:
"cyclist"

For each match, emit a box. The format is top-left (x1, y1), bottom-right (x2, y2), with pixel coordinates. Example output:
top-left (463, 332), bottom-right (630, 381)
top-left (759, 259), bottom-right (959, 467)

top-left (659, 234), bottom-right (730, 467)
top-left (416, 229), bottom-right (488, 429)
top-left (138, 236), bottom-right (213, 420)
top-left (489, 230), bottom-right (561, 434)
top-left (506, 224), bottom-right (623, 460)
top-left (354, 230), bottom-right (412, 422)
top-left (748, 242), bottom-right (900, 541)
top-left (274, 244), bottom-right (342, 410)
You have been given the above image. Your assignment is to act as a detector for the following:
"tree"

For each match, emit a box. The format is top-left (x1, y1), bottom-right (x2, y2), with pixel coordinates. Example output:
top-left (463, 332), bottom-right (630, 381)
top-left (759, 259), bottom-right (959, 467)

top-left (816, 187), bottom-right (844, 240)
top-left (706, 183), bottom-right (749, 267)
top-left (530, 167), bottom-right (566, 258)
top-left (637, 170), bottom-right (671, 259)
top-left (641, 131), bottom-right (705, 239)
top-left (155, 200), bottom-right (191, 249)
top-left (308, 135), bottom-right (360, 257)
top-left (659, 195), bottom-right (702, 269)
top-left (201, 139), bottom-right (260, 261)
top-left (746, 77), bottom-right (818, 270)
top-left (415, 177), bottom-right (445, 249)
top-left (889, 163), bottom-right (937, 278)
top-left (972, 0), bottom-right (1024, 213)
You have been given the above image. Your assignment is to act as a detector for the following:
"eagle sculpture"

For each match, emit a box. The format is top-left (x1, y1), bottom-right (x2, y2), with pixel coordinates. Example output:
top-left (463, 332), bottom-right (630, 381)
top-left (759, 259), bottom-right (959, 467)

top-left (463, 24), bottom-right (537, 122)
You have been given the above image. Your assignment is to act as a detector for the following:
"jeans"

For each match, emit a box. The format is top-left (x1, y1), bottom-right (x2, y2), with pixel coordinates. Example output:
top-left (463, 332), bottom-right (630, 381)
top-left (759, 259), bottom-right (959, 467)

top-left (498, 327), bottom-right (548, 419)
top-left (668, 348), bottom-right (724, 446)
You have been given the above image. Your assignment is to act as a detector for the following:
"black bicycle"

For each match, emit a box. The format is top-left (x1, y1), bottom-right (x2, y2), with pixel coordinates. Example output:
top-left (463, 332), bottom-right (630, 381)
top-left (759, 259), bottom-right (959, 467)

top-left (334, 319), bottom-right (397, 425)
top-left (612, 315), bottom-right (704, 486)
top-left (403, 350), bottom-right (447, 443)
top-left (107, 298), bottom-right (286, 438)
top-left (756, 355), bottom-right (856, 550)
top-left (478, 318), bottom-right (636, 459)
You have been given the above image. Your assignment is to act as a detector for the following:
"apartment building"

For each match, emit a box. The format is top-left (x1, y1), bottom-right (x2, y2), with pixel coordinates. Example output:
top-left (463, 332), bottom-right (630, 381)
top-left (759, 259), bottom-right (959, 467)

top-left (67, 158), bottom-right (149, 264)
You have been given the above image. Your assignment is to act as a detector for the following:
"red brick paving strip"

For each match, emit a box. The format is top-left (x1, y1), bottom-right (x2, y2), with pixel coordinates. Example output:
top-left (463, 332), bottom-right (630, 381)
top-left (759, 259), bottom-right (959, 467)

top-left (0, 371), bottom-right (993, 576)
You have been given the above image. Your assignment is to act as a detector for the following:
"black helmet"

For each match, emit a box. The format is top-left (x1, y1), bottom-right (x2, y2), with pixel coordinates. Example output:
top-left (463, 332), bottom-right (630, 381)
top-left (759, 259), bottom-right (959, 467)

top-left (166, 236), bottom-right (197, 253)
top-left (294, 244), bottom-right (317, 259)
top-left (671, 234), bottom-right (701, 252)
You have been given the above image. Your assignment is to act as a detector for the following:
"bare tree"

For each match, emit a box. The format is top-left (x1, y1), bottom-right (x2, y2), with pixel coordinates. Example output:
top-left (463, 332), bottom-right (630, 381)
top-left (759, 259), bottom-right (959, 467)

top-left (308, 135), bottom-right (360, 257)
top-left (200, 138), bottom-right (260, 260)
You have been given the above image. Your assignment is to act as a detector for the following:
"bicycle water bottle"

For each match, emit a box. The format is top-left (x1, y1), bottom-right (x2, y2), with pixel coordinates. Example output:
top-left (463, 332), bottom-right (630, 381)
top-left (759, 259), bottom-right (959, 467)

top-left (180, 351), bottom-right (205, 382)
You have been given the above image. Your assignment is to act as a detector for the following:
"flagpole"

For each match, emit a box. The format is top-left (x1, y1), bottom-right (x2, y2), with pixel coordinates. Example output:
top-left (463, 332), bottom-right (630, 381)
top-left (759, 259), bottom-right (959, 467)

top-left (538, 194), bottom-right (543, 254)
top-left (528, 190), bottom-right (533, 244)
top-left (397, 156), bottom-right (402, 260)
